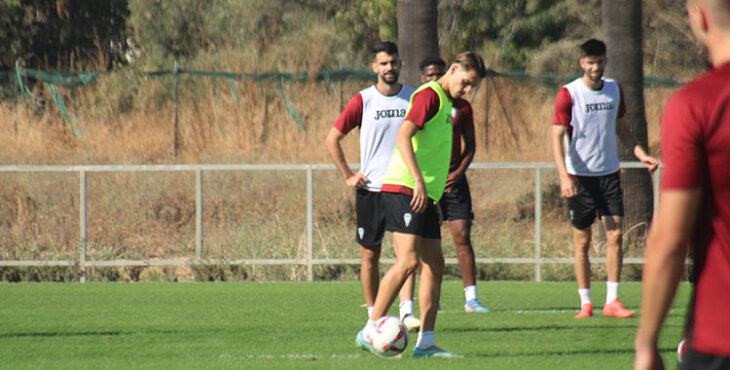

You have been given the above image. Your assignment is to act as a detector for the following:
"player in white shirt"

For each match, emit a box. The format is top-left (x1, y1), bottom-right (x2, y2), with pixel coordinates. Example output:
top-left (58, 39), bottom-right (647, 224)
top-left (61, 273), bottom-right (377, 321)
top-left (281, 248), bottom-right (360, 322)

top-left (550, 39), bottom-right (658, 319)
top-left (325, 41), bottom-right (419, 331)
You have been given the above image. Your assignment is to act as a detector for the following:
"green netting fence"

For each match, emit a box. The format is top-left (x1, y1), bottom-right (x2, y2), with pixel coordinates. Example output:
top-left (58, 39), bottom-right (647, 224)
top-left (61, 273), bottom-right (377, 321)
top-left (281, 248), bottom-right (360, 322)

top-left (0, 62), bottom-right (682, 141)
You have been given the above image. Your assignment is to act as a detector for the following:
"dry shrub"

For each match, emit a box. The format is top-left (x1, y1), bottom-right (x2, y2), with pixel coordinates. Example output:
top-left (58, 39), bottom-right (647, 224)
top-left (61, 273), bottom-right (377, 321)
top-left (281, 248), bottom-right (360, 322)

top-left (0, 70), bottom-right (676, 281)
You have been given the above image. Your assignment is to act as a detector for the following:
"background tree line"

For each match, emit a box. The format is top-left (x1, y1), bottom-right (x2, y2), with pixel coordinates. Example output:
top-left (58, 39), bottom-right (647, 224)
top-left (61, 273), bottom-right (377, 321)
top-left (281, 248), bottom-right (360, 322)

top-left (1, 0), bottom-right (702, 79)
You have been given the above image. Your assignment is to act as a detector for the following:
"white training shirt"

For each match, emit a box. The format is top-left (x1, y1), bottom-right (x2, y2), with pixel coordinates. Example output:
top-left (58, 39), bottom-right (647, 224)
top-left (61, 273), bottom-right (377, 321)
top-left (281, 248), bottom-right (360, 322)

top-left (333, 84), bottom-right (415, 191)
top-left (555, 77), bottom-right (624, 176)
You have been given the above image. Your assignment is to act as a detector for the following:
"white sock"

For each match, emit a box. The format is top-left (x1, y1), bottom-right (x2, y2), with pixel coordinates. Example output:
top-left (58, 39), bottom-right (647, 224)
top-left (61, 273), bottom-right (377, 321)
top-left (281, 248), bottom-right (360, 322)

top-left (464, 285), bottom-right (477, 302)
top-left (362, 319), bottom-right (375, 340)
top-left (415, 331), bottom-right (435, 349)
top-left (606, 281), bottom-right (619, 304)
top-left (367, 306), bottom-right (374, 319)
top-left (578, 288), bottom-right (591, 306)
top-left (399, 300), bottom-right (414, 319)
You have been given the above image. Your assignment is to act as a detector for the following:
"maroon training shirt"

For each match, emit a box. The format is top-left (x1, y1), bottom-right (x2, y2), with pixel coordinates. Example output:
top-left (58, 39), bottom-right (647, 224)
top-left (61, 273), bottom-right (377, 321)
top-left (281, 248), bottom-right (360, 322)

top-left (660, 63), bottom-right (730, 356)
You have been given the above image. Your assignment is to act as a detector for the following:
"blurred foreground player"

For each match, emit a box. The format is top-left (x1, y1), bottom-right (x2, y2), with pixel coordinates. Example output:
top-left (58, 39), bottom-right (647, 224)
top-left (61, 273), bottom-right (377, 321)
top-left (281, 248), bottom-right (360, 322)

top-left (634, 0), bottom-right (730, 369)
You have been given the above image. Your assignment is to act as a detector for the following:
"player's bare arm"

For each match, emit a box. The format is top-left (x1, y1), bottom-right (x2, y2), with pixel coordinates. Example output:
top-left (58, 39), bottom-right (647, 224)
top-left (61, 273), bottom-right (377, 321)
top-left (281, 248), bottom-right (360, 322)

top-left (325, 127), bottom-right (369, 188)
top-left (634, 188), bottom-right (701, 370)
top-left (550, 125), bottom-right (577, 198)
top-left (394, 120), bottom-right (427, 213)
top-left (615, 117), bottom-right (659, 174)
top-left (445, 129), bottom-right (475, 190)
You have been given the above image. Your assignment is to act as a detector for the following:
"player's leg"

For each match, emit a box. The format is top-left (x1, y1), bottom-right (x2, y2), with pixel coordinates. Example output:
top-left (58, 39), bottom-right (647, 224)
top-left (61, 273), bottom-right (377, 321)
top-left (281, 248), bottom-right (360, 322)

top-left (413, 237), bottom-right (458, 358)
top-left (355, 189), bottom-right (386, 318)
top-left (569, 176), bottom-right (598, 318)
top-left (398, 263), bottom-right (420, 331)
top-left (360, 245), bottom-right (381, 318)
top-left (370, 232), bottom-right (421, 321)
top-left (357, 231), bottom-right (419, 355)
top-left (451, 219), bottom-right (488, 312)
top-left (411, 202), bottom-right (459, 358)
top-left (442, 178), bottom-right (488, 312)
top-left (599, 172), bottom-right (632, 317)
top-left (415, 237), bottom-right (443, 333)
top-left (603, 214), bottom-right (623, 290)
top-left (412, 237), bottom-right (459, 358)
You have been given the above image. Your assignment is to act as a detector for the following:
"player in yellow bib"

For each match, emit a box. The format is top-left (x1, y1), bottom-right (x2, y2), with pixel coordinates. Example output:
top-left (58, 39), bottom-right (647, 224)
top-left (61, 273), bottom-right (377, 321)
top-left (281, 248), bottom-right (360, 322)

top-left (356, 52), bottom-right (487, 358)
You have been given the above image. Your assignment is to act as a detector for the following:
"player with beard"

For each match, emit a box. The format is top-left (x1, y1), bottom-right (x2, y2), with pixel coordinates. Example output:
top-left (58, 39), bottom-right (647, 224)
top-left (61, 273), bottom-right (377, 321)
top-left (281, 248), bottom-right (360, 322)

top-left (551, 39), bottom-right (658, 319)
top-left (325, 41), bottom-right (420, 331)
top-left (634, 0), bottom-right (730, 368)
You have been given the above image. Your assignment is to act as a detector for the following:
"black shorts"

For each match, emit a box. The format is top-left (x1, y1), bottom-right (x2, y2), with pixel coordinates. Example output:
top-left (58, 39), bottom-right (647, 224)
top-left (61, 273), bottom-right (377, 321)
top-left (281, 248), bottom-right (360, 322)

top-left (355, 189), bottom-right (386, 247)
top-left (382, 192), bottom-right (441, 239)
top-left (568, 172), bottom-right (624, 229)
top-left (439, 177), bottom-right (474, 221)
top-left (681, 348), bottom-right (730, 370)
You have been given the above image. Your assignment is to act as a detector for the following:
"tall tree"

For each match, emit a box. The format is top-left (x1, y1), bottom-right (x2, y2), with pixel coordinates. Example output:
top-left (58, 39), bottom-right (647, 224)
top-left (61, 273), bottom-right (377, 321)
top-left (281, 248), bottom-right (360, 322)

top-left (397, 0), bottom-right (439, 88)
top-left (602, 0), bottom-right (654, 241)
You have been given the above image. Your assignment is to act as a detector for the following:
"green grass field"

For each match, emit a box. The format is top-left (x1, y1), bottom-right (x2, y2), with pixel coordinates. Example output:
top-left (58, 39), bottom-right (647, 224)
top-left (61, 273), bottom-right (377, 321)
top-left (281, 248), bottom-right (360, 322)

top-left (0, 280), bottom-right (689, 369)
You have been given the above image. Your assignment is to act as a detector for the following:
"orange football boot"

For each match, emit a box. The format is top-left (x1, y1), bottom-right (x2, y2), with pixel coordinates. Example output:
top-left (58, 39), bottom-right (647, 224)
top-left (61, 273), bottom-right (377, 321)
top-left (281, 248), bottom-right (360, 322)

top-left (574, 303), bottom-right (593, 319)
top-left (603, 299), bottom-right (634, 318)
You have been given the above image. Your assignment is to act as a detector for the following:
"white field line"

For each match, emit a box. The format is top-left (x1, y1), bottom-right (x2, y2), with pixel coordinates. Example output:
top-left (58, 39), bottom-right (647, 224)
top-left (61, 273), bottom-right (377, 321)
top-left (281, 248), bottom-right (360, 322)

top-left (220, 353), bottom-right (365, 360)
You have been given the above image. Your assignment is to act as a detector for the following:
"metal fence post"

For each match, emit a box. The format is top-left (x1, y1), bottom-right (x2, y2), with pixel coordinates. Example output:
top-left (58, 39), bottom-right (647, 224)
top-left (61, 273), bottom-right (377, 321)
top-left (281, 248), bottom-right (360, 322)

top-left (79, 170), bottom-right (88, 283)
top-left (534, 166), bottom-right (542, 282)
top-left (196, 169), bottom-right (203, 259)
top-left (306, 166), bottom-right (314, 281)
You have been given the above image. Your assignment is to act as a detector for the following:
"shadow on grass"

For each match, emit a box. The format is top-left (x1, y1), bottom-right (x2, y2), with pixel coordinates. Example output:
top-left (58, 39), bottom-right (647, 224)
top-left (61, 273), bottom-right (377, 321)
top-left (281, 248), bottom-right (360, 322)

top-left (442, 323), bottom-right (683, 334)
top-left (469, 346), bottom-right (676, 358)
top-left (0, 331), bottom-right (122, 338)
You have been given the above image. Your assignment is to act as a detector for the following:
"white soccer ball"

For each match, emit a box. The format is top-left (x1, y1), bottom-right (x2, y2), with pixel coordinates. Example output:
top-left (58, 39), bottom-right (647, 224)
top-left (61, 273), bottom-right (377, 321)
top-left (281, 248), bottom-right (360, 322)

top-left (370, 316), bottom-right (409, 357)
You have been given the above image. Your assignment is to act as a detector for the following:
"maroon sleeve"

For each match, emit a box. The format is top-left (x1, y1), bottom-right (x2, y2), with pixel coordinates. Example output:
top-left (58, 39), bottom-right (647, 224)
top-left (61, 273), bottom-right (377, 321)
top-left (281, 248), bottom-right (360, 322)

top-left (553, 87), bottom-right (572, 125)
top-left (404, 88), bottom-right (440, 129)
top-left (455, 99), bottom-right (474, 132)
top-left (333, 93), bottom-right (363, 134)
top-left (618, 84), bottom-right (627, 118)
top-left (660, 91), bottom-right (703, 190)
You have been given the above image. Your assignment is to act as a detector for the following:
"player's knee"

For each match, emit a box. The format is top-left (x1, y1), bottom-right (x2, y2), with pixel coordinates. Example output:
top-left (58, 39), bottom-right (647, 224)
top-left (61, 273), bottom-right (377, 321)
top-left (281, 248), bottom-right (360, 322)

top-left (452, 230), bottom-right (471, 247)
top-left (605, 229), bottom-right (622, 244)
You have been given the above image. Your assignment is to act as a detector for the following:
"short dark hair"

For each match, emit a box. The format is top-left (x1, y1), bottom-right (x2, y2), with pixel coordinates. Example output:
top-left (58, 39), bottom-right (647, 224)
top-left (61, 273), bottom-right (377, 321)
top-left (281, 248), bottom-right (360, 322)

top-left (419, 56), bottom-right (446, 71)
top-left (580, 39), bottom-right (606, 57)
top-left (453, 51), bottom-right (487, 78)
top-left (370, 41), bottom-right (399, 59)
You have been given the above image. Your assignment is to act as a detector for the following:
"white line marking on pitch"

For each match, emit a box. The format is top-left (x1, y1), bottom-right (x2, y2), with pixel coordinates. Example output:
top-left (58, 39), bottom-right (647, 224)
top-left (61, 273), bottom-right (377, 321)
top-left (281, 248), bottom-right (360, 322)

top-left (220, 353), bottom-right (364, 360)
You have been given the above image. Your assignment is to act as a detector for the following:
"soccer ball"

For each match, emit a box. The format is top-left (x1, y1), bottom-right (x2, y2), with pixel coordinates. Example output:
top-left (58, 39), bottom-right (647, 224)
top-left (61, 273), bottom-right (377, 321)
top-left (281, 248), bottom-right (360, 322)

top-left (370, 316), bottom-right (409, 357)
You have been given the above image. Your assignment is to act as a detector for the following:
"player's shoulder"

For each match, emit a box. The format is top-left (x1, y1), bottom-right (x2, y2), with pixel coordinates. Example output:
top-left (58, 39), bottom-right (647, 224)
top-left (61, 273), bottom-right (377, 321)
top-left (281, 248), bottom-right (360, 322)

top-left (358, 85), bottom-right (377, 100)
top-left (601, 77), bottom-right (621, 91)
top-left (563, 77), bottom-right (583, 90)
top-left (412, 84), bottom-right (440, 101)
top-left (400, 84), bottom-right (416, 97)
top-left (676, 64), bottom-right (730, 101)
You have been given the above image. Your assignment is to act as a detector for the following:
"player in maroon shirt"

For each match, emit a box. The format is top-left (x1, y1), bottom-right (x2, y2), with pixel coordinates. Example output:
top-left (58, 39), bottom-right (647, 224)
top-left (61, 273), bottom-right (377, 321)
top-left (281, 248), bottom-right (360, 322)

top-left (418, 56), bottom-right (489, 313)
top-left (634, 0), bottom-right (730, 368)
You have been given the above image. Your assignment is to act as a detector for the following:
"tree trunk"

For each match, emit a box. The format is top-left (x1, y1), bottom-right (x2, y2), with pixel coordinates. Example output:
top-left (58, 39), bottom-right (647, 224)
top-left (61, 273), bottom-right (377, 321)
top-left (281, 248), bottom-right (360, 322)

top-left (602, 0), bottom-right (654, 243)
top-left (396, 0), bottom-right (439, 88)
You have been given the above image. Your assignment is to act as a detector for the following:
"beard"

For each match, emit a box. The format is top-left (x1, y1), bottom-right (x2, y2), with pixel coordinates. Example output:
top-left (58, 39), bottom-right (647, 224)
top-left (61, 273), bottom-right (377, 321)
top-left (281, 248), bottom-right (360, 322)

top-left (381, 71), bottom-right (399, 85)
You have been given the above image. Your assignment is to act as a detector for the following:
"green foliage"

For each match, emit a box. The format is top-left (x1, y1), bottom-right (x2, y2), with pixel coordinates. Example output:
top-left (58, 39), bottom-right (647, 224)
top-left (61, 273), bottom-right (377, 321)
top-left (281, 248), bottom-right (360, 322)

top-left (328, 0), bottom-right (397, 64)
top-left (439, 0), bottom-right (599, 70)
top-left (0, 0), bottom-right (128, 69)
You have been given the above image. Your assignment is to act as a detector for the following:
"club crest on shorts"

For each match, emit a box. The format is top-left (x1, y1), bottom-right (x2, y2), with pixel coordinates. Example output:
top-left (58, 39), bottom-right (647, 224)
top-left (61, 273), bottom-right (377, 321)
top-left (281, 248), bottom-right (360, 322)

top-left (403, 213), bottom-right (412, 228)
top-left (357, 227), bottom-right (365, 240)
